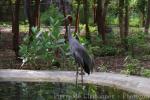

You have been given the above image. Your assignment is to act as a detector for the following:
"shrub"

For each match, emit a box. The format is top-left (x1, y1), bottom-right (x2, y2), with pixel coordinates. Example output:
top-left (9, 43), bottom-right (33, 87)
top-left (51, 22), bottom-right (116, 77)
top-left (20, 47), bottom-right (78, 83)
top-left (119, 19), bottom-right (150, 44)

top-left (91, 45), bottom-right (117, 56)
top-left (41, 5), bottom-right (63, 25)
top-left (121, 56), bottom-right (141, 75)
top-left (19, 17), bottom-right (66, 68)
top-left (127, 32), bottom-right (146, 57)
top-left (141, 69), bottom-right (150, 78)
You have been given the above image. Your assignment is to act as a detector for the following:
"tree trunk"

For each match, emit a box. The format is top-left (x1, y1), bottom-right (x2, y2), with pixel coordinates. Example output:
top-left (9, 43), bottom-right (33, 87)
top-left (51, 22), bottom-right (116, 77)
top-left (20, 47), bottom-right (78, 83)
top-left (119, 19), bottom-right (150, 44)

top-left (141, 13), bottom-right (145, 27)
top-left (103, 0), bottom-right (110, 19)
top-left (74, 0), bottom-right (80, 34)
top-left (25, 0), bottom-right (40, 41)
top-left (118, 0), bottom-right (129, 50)
top-left (124, 0), bottom-right (129, 50)
top-left (83, 0), bottom-right (91, 41)
top-left (145, 0), bottom-right (150, 33)
top-left (93, 0), bottom-right (97, 24)
top-left (12, 0), bottom-right (21, 59)
top-left (96, 0), bottom-right (109, 44)
top-left (119, 0), bottom-right (124, 43)
top-left (61, 0), bottom-right (68, 42)
top-left (25, 0), bottom-right (33, 35)
top-left (33, 0), bottom-right (40, 28)
top-left (96, 0), bottom-right (105, 44)
top-left (124, 0), bottom-right (129, 38)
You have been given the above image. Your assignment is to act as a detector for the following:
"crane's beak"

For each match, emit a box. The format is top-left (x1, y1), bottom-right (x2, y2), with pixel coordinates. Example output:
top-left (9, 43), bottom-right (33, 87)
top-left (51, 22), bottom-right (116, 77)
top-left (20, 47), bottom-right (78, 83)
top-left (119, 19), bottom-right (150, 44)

top-left (63, 15), bottom-right (72, 24)
top-left (63, 17), bottom-right (67, 21)
top-left (63, 17), bottom-right (68, 25)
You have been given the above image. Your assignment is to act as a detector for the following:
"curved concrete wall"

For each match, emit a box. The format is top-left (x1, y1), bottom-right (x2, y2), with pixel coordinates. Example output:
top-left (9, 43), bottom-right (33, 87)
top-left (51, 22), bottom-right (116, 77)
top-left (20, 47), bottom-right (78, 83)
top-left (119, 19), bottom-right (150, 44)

top-left (0, 69), bottom-right (150, 97)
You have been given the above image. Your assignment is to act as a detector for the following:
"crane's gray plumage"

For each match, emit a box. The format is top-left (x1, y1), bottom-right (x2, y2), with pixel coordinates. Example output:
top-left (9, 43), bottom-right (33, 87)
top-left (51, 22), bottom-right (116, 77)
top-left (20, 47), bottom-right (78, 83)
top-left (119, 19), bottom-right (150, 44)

top-left (66, 15), bottom-right (94, 74)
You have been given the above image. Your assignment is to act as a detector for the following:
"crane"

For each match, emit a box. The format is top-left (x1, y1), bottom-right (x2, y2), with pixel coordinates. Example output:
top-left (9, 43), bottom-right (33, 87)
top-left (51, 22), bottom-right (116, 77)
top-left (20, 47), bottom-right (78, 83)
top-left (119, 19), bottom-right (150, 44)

top-left (65, 15), bottom-right (94, 86)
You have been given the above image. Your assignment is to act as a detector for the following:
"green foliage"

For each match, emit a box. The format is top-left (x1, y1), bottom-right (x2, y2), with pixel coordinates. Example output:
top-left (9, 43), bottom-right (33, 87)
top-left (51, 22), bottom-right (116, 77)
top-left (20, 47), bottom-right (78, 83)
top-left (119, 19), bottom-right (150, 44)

top-left (11, 0), bottom-right (16, 4)
top-left (19, 17), bottom-right (66, 67)
top-left (129, 16), bottom-right (140, 27)
top-left (100, 45), bottom-right (117, 56)
top-left (41, 5), bottom-right (63, 25)
top-left (1, 82), bottom-right (138, 100)
top-left (108, 1), bottom-right (118, 17)
top-left (91, 45), bottom-right (117, 56)
top-left (127, 32), bottom-right (146, 56)
top-left (107, 17), bottom-right (118, 25)
top-left (122, 56), bottom-right (150, 77)
top-left (121, 56), bottom-right (141, 75)
top-left (72, 0), bottom-right (94, 25)
top-left (136, 0), bottom-right (147, 13)
top-left (87, 28), bottom-right (120, 57)
top-left (141, 55), bottom-right (150, 60)
top-left (141, 69), bottom-right (150, 78)
top-left (99, 63), bottom-right (108, 72)
top-left (66, 84), bottom-right (97, 99)
top-left (127, 32), bottom-right (145, 46)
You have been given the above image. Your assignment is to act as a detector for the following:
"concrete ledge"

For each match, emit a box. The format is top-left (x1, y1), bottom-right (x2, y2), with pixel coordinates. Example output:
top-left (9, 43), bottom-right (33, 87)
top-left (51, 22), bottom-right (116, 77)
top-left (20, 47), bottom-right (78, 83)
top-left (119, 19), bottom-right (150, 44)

top-left (0, 69), bottom-right (150, 97)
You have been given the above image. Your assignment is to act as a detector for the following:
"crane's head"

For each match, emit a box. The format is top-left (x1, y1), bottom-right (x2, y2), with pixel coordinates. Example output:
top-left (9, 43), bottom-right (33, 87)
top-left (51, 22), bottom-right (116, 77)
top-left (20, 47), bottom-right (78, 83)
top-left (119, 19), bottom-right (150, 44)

top-left (64, 15), bottom-right (73, 25)
top-left (63, 15), bottom-right (73, 41)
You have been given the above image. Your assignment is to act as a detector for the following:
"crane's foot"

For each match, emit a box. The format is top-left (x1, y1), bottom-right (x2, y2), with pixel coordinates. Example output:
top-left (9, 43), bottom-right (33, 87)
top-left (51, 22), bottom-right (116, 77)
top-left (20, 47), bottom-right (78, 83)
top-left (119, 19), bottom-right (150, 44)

top-left (79, 72), bottom-right (85, 75)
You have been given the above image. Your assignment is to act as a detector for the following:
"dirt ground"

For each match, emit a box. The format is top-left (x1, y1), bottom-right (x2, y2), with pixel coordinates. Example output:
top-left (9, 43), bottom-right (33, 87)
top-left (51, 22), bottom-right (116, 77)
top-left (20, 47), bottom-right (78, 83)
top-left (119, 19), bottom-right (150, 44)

top-left (0, 28), bottom-right (150, 72)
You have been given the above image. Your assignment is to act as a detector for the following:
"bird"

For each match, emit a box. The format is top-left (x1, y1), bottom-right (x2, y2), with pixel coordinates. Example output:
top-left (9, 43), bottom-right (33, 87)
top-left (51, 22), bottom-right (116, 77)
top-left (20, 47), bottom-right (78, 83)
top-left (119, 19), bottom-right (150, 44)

top-left (65, 15), bottom-right (94, 86)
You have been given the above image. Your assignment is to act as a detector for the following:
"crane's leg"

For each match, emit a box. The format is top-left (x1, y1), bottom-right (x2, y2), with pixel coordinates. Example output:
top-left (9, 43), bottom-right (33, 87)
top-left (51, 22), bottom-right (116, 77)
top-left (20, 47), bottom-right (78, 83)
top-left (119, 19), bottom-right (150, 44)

top-left (81, 67), bottom-right (84, 87)
top-left (76, 64), bottom-right (79, 99)
top-left (81, 67), bottom-right (84, 100)
top-left (76, 65), bottom-right (79, 87)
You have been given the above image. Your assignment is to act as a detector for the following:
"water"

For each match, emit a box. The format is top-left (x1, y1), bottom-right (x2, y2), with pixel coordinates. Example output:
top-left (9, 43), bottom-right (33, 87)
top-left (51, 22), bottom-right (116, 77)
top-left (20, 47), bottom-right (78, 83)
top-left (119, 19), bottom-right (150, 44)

top-left (0, 82), bottom-right (149, 100)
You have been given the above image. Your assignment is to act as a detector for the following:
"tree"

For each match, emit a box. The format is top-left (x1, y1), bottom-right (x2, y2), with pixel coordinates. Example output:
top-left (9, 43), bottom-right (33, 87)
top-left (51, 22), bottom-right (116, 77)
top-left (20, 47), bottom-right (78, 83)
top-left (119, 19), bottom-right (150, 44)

top-left (25, 0), bottom-right (32, 35)
top-left (136, 0), bottom-right (147, 27)
top-left (119, 0), bottom-right (124, 43)
top-left (12, 0), bottom-right (21, 58)
top-left (74, 0), bottom-right (80, 34)
top-left (118, 0), bottom-right (129, 50)
top-left (96, 0), bottom-right (110, 44)
top-left (33, 0), bottom-right (40, 28)
top-left (145, 0), bottom-right (150, 33)
top-left (83, 0), bottom-right (91, 41)
top-left (25, 0), bottom-right (40, 37)
top-left (93, 0), bottom-right (97, 23)
top-left (124, 0), bottom-right (129, 50)
top-left (61, 0), bottom-right (68, 42)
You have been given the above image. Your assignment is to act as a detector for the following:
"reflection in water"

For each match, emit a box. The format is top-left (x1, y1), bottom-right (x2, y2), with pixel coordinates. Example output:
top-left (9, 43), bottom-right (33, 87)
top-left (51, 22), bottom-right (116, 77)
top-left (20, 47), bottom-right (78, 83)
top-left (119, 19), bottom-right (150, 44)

top-left (0, 82), bottom-right (149, 100)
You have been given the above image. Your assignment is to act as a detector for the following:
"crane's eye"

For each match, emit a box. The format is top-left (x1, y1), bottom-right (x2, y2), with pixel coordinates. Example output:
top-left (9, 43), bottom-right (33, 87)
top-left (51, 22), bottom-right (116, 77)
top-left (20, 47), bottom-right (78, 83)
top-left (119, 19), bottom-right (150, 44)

top-left (67, 15), bottom-right (73, 23)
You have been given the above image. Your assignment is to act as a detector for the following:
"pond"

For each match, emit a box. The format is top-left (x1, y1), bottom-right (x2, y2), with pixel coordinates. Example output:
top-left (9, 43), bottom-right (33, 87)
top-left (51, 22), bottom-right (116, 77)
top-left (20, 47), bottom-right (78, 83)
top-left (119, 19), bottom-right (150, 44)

top-left (0, 82), bottom-right (149, 100)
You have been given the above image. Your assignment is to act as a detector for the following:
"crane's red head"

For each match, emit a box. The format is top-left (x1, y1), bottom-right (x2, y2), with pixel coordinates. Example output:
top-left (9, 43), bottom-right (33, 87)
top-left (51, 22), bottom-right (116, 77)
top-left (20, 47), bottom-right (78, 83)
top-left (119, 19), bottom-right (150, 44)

top-left (65, 15), bottom-right (73, 24)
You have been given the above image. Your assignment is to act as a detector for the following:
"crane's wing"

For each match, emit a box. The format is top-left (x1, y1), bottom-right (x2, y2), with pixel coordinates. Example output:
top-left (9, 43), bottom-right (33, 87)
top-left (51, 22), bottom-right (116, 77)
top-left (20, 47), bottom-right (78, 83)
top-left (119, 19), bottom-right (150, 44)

top-left (74, 46), bottom-right (94, 74)
top-left (69, 38), bottom-right (94, 74)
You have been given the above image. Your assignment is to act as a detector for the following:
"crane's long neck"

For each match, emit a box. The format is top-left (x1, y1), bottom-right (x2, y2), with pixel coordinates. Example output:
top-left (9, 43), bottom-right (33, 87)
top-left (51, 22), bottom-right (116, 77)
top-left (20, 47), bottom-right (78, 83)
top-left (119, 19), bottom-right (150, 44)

top-left (68, 24), bottom-right (73, 40)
